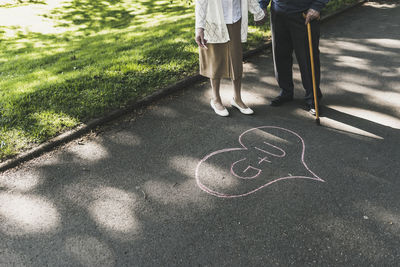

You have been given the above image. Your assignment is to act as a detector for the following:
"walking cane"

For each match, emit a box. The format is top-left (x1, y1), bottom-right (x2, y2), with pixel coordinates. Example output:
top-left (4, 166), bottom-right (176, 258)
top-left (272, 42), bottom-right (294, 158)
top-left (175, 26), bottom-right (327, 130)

top-left (304, 15), bottom-right (321, 125)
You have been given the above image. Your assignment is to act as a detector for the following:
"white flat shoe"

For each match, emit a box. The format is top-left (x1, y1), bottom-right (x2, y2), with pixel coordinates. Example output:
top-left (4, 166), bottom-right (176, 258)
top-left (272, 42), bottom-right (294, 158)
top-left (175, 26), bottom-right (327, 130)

top-left (210, 99), bottom-right (229, 117)
top-left (231, 98), bottom-right (254, 115)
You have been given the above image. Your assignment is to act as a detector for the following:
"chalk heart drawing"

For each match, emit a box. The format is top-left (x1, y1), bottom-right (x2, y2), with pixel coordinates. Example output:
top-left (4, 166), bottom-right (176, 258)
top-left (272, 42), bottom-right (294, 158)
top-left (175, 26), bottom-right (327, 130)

top-left (195, 126), bottom-right (325, 198)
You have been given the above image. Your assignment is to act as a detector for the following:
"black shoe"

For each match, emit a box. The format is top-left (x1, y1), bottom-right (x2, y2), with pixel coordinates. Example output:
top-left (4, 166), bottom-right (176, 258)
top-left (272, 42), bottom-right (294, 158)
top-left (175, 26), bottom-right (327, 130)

top-left (270, 95), bottom-right (293, 106)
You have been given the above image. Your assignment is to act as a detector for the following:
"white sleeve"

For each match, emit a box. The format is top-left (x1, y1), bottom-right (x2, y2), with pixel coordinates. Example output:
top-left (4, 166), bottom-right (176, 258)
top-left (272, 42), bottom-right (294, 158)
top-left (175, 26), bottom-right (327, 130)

top-left (248, 0), bottom-right (265, 21)
top-left (195, 0), bottom-right (208, 29)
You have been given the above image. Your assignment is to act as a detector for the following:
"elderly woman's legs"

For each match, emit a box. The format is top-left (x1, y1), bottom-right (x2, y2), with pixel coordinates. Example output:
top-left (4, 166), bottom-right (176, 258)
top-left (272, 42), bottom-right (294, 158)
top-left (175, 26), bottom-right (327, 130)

top-left (210, 78), bottom-right (226, 110)
top-left (232, 77), bottom-right (249, 109)
top-left (211, 77), bottom-right (250, 110)
top-left (209, 76), bottom-right (253, 115)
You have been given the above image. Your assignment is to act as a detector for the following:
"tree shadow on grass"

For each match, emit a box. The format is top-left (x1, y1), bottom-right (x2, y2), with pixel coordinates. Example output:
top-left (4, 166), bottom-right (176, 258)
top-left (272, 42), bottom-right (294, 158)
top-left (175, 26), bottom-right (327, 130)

top-left (47, 0), bottom-right (191, 35)
top-left (0, 0), bottom-right (46, 8)
top-left (49, 0), bottom-right (135, 33)
top-left (138, 0), bottom-right (192, 14)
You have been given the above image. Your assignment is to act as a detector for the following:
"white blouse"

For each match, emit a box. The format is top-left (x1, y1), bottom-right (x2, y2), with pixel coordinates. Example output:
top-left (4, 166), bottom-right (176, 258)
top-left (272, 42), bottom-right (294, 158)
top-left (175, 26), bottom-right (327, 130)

top-left (221, 0), bottom-right (242, 24)
top-left (196, 0), bottom-right (265, 44)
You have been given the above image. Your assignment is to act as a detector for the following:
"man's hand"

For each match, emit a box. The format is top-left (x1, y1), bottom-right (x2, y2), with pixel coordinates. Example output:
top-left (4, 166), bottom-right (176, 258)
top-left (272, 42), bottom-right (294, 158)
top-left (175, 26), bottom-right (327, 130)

top-left (305, 8), bottom-right (320, 24)
top-left (195, 28), bottom-right (208, 49)
top-left (255, 9), bottom-right (268, 26)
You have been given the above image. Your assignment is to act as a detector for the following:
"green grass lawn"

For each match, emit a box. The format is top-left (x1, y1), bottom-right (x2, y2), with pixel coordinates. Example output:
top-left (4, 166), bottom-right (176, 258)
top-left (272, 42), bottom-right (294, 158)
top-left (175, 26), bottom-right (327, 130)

top-left (0, 0), bottom-right (359, 161)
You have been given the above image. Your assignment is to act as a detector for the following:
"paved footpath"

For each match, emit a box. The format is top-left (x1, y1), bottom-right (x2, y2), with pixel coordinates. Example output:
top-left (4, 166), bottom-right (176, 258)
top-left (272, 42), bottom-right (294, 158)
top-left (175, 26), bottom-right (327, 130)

top-left (1, 2), bottom-right (400, 266)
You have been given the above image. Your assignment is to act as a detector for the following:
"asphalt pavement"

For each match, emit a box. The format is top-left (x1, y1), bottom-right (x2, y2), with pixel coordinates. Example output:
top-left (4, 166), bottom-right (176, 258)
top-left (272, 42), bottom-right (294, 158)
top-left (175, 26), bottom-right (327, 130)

top-left (1, 1), bottom-right (400, 266)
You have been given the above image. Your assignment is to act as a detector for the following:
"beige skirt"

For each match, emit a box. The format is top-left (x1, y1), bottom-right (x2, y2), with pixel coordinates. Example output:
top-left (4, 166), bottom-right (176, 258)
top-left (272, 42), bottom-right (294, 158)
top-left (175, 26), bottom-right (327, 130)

top-left (199, 20), bottom-right (243, 80)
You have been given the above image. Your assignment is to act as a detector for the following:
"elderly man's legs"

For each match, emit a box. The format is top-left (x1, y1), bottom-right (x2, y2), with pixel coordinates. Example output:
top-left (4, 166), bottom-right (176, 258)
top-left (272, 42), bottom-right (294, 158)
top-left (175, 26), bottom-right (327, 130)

top-left (270, 8), bottom-right (295, 106)
top-left (288, 14), bottom-right (322, 106)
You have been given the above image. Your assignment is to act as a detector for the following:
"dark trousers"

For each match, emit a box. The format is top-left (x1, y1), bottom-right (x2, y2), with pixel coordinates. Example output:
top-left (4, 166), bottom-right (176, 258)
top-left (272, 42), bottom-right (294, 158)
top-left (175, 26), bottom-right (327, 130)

top-left (271, 7), bottom-right (322, 104)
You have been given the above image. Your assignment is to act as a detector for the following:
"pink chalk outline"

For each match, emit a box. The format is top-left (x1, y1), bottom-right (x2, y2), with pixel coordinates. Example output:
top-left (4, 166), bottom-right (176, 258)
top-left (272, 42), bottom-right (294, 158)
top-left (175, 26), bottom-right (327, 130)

top-left (254, 142), bottom-right (286, 157)
top-left (195, 126), bottom-right (325, 198)
top-left (258, 156), bottom-right (272, 164)
top-left (231, 158), bottom-right (261, 180)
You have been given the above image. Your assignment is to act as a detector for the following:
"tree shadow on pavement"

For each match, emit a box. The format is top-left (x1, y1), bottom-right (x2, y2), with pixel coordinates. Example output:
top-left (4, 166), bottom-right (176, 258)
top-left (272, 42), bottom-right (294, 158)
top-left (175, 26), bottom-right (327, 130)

top-left (1, 93), bottom-right (399, 265)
